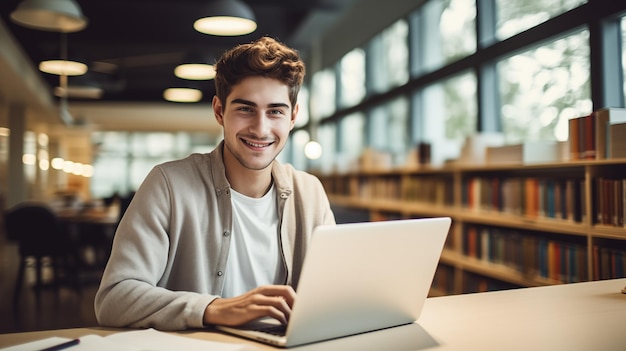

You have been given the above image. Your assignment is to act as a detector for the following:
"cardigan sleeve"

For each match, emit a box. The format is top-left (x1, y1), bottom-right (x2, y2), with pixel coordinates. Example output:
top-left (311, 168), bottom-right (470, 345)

top-left (94, 166), bottom-right (217, 330)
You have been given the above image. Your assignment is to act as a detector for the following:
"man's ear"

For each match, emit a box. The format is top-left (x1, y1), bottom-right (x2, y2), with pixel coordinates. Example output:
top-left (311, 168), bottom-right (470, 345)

top-left (213, 96), bottom-right (224, 126)
top-left (290, 103), bottom-right (299, 130)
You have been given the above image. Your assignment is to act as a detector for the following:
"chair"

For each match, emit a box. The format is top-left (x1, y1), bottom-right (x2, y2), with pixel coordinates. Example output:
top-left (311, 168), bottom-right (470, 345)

top-left (4, 203), bottom-right (82, 308)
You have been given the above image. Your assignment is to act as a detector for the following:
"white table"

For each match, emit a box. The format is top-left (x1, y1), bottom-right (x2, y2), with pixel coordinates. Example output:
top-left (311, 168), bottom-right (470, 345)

top-left (1, 279), bottom-right (625, 350)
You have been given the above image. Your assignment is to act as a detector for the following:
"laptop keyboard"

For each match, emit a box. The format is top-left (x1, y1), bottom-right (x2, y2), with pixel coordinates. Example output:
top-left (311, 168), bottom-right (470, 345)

top-left (254, 324), bottom-right (287, 336)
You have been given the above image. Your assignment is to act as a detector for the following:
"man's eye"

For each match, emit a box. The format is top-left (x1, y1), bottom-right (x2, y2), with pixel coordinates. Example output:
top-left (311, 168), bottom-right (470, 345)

top-left (269, 109), bottom-right (285, 115)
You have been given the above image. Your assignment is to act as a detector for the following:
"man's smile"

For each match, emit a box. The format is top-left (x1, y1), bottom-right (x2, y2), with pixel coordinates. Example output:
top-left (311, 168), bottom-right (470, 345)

top-left (241, 138), bottom-right (275, 148)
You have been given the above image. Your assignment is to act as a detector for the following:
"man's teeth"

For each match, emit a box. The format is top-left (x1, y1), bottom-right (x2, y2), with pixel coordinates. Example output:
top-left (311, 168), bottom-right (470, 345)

top-left (245, 140), bottom-right (270, 148)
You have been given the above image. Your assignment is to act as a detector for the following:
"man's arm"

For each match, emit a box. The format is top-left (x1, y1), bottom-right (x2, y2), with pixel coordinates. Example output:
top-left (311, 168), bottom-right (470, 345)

top-left (94, 166), bottom-right (215, 330)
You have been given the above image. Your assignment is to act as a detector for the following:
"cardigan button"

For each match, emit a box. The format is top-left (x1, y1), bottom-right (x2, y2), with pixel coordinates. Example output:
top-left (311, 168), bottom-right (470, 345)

top-left (280, 193), bottom-right (288, 199)
top-left (223, 230), bottom-right (230, 237)
top-left (217, 271), bottom-right (223, 276)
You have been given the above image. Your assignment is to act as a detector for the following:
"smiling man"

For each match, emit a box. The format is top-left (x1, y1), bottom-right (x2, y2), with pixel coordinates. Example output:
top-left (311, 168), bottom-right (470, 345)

top-left (94, 37), bottom-right (336, 331)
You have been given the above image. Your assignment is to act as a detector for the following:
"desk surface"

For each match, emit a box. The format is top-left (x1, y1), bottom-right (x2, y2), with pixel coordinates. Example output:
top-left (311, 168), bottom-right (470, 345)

top-left (1, 278), bottom-right (625, 350)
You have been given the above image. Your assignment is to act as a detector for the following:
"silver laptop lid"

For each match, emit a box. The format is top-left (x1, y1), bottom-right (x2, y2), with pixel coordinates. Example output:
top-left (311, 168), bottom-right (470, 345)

top-left (284, 217), bottom-right (451, 347)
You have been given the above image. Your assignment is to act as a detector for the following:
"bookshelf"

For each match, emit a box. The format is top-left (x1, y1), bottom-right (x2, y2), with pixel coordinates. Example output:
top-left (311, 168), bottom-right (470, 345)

top-left (316, 159), bottom-right (626, 295)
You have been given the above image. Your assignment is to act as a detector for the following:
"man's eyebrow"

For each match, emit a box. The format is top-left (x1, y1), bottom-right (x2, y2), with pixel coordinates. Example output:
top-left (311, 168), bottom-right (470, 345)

top-left (231, 99), bottom-right (290, 109)
top-left (268, 102), bottom-right (290, 109)
top-left (231, 98), bottom-right (256, 106)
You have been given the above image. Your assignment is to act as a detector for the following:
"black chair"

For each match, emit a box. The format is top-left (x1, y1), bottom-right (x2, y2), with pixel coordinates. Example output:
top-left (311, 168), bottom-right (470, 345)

top-left (4, 203), bottom-right (82, 308)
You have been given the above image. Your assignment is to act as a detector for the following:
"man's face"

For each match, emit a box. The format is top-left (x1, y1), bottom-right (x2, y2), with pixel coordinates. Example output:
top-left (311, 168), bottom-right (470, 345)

top-left (213, 76), bottom-right (297, 171)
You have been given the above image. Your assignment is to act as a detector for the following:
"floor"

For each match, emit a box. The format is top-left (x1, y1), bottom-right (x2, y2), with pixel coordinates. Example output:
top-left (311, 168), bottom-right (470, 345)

top-left (0, 234), bottom-right (102, 334)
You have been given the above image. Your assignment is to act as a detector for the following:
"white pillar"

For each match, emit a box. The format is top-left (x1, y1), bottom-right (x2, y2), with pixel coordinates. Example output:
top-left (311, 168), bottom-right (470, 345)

top-left (7, 103), bottom-right (26, 208)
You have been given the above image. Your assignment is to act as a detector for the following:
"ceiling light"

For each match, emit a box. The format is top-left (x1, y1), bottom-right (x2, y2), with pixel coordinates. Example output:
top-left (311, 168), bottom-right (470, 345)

top-left (194, 0), bottom-right (256, 36)
top-left (54, 85), bottom-right (103, 99)
top-left (175, 64), bottom-right (216, 80)
top-left (10, 0), bottom-right (88, 33)
top-left (53, 73), bottom-right (104, 99)
top-left (163, 88), bottom-right (203, 103)
top-left (39, 59), bottom-right (87, 76)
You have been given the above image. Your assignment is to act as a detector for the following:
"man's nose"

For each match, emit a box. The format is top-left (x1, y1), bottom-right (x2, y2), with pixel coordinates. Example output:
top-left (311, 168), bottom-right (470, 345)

top-left (249, 113), bottom-right (270, 135)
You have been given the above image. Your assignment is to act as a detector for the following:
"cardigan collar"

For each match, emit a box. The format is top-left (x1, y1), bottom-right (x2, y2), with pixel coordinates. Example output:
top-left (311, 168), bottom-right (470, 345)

top-left (209, 140), bottom-right (292, 199)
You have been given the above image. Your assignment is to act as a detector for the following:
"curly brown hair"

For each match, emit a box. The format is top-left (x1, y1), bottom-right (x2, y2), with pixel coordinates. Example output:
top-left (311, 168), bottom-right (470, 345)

top-left (214, 36), bottom-right (305, 109)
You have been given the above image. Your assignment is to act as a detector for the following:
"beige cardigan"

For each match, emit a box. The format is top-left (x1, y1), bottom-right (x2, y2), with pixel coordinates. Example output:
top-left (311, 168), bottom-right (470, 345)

top-left (94, 142), bottom-right (335, 330)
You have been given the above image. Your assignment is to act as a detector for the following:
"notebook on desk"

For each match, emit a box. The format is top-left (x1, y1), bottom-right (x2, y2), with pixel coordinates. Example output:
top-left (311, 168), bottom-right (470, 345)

top-left (216, 217), bottom-right (452, 348)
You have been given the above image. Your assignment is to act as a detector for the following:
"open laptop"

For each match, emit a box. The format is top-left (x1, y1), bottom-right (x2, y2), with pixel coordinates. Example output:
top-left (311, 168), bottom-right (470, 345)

top-left (216, 217), bottom-right (451, 348)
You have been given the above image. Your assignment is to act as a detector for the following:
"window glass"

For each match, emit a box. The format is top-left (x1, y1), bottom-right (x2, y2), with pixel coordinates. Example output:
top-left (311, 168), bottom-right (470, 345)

top-left (496, 0), bottom-right (587, 40)
top-left (91, 131), bottom-right (214, 198)
top-left (294, 86), bottom-right (310, 128)
top-left (622, 16), bottom-right (626, 104)
top-left (91, 156), bottom-right (128, 197)
top-left (130, 133), bottom-right (176, 157)
top-left (497, 29), bottom-right (591, 143)
top-left (387, 97), bottom-right (410, 163)
top-left (340, 112), bottom-right (365, 166)
top-left (419, 70), bottom-right (477, 164)
top-left (440, 0), bottom-right (476, 62)
top-left (93, 131), bottom-right (128, 154)
top-left (310, 68), bottom-right (336, 120)
top-left (411, 0), bottom-right (476, 75)
top-left (339, 48), bottom-right (366, 108)
top-left (289, 129), bottom-right (310, 171)
top-left (367, 97), bottom-right (410, 167)
top-left (317, 123), bottom-right (337, 173)
top-left (369, 20), bottom-right (409, 94)
top-left (129, 157), bottom-right (173, 191)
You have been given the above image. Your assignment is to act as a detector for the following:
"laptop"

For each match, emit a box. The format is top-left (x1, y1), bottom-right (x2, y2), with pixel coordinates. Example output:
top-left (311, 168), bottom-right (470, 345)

top-left (216, 217), bottom-right (451, 348)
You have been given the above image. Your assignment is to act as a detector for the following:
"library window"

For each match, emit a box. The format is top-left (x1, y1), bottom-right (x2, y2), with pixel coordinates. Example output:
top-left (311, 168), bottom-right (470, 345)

top-left (317, 123), bottom-right (337, 173)
top-left (295, 86), bottom-right (310, 128)
top-left (289, 129), bottom-right (310, 171)
top-left (497, 29), bottom-right (591, 143)
top-left (622, 16), bottom-right (626, 103)
top-left (411, 0), bottom-right (476, 75)
top-left (310, 68), bottom-right (336, 120)
top-left (366, 97), bottom-right (410, 167)
top-left (339, 48), bottom-right (366, 108)
top-left (368, 20), bottom-right (409, 95)
top-left (90, 131), bottom-right (216, 198)
top-left (495, 0), bottom-right (587, 40)
top-left (339, 113), bottom-right (366, 168)
top-left (418, 70), bottom-right (477, 164)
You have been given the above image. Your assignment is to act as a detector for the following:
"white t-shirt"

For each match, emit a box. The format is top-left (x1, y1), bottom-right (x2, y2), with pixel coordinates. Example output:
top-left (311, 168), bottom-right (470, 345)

top-left (222, 184), bottom-right (286, 297)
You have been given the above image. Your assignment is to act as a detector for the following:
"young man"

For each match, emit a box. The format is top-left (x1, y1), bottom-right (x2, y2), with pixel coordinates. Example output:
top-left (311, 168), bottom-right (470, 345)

top-left (94, 37), bottom-right (336, 331)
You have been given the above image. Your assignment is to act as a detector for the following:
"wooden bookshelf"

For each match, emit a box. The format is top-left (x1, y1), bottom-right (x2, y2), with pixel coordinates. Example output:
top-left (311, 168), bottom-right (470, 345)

top-left (316, 159), bottom-right (626, 295)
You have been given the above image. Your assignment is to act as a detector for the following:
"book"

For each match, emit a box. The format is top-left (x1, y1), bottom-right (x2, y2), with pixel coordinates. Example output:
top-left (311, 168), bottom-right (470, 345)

top-left (608, 122), bottom-right (626, 159)
top-left (568, 113), bottom-right (598, 160)
top-left (596, 107), bottom-right (626, 159)
top-left (568, 117), bottom-right (580, 160)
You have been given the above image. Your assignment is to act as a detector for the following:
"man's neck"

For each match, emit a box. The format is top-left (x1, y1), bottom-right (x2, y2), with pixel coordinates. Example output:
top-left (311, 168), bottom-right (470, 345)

top-left (223, 150), bottom-right (273, 198)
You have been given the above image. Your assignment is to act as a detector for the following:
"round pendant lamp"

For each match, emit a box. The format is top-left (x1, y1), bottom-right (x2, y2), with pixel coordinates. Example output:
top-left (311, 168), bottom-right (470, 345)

top-left (194, 0), bottom-right (256, 36)
top-left (10, 0), bottom-right (87, 33)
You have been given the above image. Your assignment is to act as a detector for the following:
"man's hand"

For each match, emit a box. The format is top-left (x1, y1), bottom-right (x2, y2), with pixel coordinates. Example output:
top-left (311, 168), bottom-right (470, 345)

top-left (203, 285), bottom-right (296, 326)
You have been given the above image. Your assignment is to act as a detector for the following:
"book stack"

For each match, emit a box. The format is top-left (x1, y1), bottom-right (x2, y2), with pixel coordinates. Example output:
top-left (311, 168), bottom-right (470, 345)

top-left (608, 122), bottom-right (626, 159)
top-left (568, 107), bottom-right (626, 160)
top-left (462, 225), bottom-right (588, 284)
top-left (485, 141), bottom-right (561, 165)
top-left (463, 176), bottom-right (585, 223)
top-left (594, 177), bottom-right (625, 227)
